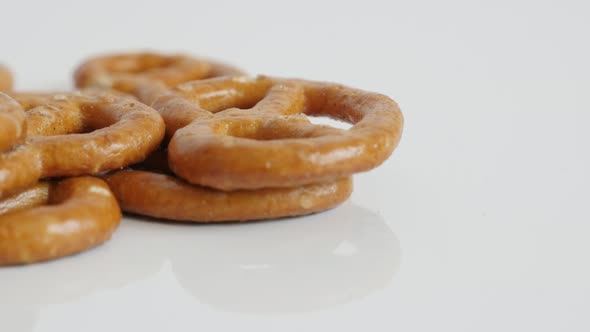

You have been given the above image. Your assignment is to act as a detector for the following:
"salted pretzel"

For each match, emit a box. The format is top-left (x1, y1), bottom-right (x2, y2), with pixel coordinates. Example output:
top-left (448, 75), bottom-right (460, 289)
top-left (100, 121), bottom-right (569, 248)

top-left (0, 64), bottom-right (12, 91)
top-left (105, 149), bottom-right (352, 222)
top-left (0, 92), bottom-right (165, 197)
top-left (74, 52), bottom-right (245, 93)
top-left (139, 76), bottom-right (403, 190)
top-left (0, 176), bottom-right (121, 266)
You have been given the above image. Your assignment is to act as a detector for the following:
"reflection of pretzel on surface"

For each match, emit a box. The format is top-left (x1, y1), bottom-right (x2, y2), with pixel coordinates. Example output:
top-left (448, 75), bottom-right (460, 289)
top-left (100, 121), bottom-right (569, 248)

top-left (0, 177), bottom-right (121, 266)
top-left (0, 92), bottom-right (165, 197)
top-left (0, 65), bottom-right (12, 91)
top-left (144, 76), bottom-right (403, 191)
top-left (74, 52), bottom-right (246, 93)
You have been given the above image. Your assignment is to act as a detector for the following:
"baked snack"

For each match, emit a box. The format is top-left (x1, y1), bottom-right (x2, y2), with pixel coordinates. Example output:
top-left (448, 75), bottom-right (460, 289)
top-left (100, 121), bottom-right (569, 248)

top-left (146, 76), bottom-right (403, 190)
top-left (105, 147), bottom-right (353, 222)
top-left (0, 50), bottom-right (403, 264)
top-left (0, 92), bottom-right (165, 197)
top-left (0, 177), bottom-right (121, 266)
top-left (74, 52), bottom-right (245, 93)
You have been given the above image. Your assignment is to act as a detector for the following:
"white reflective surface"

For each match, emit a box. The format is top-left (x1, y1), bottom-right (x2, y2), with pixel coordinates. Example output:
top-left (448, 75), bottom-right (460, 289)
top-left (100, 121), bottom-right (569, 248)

top-left (1, 0), bottom-right (589, 331)
top-left (1, 203), bottom-right (400, 325)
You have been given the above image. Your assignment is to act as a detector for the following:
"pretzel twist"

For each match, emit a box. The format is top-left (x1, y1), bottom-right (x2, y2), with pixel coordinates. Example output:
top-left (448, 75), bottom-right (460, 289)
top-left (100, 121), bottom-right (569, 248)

top-left (0, 52), bottom-right (404, 264)
top-left (72, 52), bottom-right (401, 220)
top-left (105, 169), bottom-right (352, 222)
top-left (1, 91), bottom-right (128, 265)
top-left (74, 52), bottom-right (245, 93)
top-left (143, 76), bottom-right (403, 190)
top-left (0, 177), bottom-right (121, 266)
top-left (0, 92), bottom-right (165, 197)
top-left (105, 149), bottom-right (352, 222)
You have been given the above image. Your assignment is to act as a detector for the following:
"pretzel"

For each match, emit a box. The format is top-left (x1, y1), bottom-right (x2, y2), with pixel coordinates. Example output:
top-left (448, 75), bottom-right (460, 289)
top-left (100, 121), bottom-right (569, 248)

top-left (0, 176), bottom-right (121, 266)
top-left (105, 166), bottom-right (352, 222)
top-left (0, 92), bottom-right (26, 152)
top-left (0, 64), bottom-right (12, 91)
top-left (74, 52), bottom-right (245, 93)
top-left (0, 92), bottom-right (165, 197)
top-left (141, 76), bottom-right (403, 190)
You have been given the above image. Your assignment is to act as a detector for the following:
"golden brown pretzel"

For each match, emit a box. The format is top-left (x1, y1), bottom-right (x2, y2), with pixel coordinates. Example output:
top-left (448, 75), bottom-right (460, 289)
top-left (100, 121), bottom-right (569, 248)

top-left (0, 64), bottom-right (12, 91)
top-left (0, 176), bottom-right (121, 266)
top-left (0, 92), bottom-right (26, 152)
top-left (74, 52), bottom-right (245, 93)
top-left (0, 92), bottom-right (165, 197)
top-left (105, 167), bottom-right (352, 223)
top-left (143, 76), bottom-right (403, 190)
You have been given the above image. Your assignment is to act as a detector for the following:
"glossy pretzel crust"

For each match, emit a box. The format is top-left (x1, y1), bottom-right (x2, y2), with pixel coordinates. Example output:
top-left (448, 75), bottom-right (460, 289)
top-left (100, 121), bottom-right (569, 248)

top-left (145, 76), bottom-right (403, 190)
top-left (0, 177), bottom-right (121, 266)
top-left (0, 92), bottom-right (165, 197)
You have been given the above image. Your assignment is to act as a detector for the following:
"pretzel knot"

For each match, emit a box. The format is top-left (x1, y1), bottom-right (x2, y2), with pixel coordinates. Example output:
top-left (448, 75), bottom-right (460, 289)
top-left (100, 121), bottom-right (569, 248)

top-left (0, 91), bottom-right (155, 264)
top-left (74, 52), bottom-right (245, 93)
top-left (0, 92), bottom-right (165, 197)
top-left (104, 147), bottom-right (352, 222)
top-left (145, 76), bottom-right (403, 190)
top-left (0, 177), bottom-right (121, 266)
top-left (72, 52), bottom-right (402, 222)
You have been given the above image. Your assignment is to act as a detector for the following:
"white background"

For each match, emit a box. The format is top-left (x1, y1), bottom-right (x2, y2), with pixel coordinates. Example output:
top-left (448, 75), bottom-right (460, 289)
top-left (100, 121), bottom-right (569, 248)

top-left (1, 0), bottom-right (589, 331)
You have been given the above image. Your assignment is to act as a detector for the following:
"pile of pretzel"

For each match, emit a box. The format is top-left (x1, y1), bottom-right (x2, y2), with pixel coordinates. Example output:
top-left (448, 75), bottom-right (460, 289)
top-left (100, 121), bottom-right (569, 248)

top-left (0, 53), bottom-right (403, 266)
